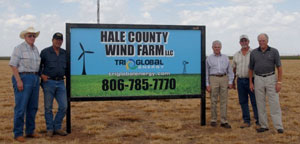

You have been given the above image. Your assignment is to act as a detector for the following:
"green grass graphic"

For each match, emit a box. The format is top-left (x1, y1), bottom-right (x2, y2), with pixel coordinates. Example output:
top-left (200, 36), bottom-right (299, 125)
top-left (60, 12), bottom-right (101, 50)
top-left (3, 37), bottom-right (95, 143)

top-left (71, 74), bottom-right (201, 97)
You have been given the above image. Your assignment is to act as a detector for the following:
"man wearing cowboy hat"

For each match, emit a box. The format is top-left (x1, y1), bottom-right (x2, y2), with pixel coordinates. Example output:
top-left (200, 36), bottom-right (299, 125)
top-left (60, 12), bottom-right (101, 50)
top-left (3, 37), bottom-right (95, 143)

top-left (9, 27), bottom-right (41, 142)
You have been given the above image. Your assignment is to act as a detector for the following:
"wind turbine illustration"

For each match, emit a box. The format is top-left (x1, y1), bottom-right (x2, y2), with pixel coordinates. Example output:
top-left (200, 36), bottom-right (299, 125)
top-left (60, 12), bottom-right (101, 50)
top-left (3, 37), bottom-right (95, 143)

top-left (182, 60), bottom-right (189, 74)
top-left (78, 42), bottom-right (94, 75)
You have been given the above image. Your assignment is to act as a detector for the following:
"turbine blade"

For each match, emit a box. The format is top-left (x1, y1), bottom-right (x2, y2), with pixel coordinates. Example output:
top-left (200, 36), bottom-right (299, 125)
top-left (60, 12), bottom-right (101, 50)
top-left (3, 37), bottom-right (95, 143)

top-left (78, 53), bottom-right (84, 60)
top-left (85, 51), bottom-right (94, 53)
top-left (79, 43), bottom-right (85, 51)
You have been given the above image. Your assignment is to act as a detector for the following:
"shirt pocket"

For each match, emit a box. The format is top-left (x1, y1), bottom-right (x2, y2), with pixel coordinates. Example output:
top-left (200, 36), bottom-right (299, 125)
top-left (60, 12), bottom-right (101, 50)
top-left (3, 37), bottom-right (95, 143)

top-left (36, 54), bottom-right (41, 66)
top-left (21, 52), bottom-right (31, 68)
top-left (221, 59), bottom-right (229, 68)
top-left (60, 58), bottom-right (67, 69)
top-left (48, 60), bottom-right (58, 68)
top-left (267, 54), bottom-right (275, 62)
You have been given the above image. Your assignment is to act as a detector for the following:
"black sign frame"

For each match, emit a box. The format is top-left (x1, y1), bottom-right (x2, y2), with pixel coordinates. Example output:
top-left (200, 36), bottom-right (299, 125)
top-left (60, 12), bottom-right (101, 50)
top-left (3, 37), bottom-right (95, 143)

top-left (66, 23), bottom-right (206, 133)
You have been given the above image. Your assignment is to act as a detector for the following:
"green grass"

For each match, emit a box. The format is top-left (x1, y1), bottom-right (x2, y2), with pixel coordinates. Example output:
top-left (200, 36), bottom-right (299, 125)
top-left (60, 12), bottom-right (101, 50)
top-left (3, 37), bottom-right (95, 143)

top-left (71, 74), bottom-right (201, 97)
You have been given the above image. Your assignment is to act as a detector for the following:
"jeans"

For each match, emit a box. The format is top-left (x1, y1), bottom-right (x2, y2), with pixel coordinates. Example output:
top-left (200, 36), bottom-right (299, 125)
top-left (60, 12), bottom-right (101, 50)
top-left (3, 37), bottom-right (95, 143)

top-left (237, 78), bottom-right (259, 124)
top-left (42, 79), bottom-right (67, 131)
top-left (12, 74), bottom-right (40, 138)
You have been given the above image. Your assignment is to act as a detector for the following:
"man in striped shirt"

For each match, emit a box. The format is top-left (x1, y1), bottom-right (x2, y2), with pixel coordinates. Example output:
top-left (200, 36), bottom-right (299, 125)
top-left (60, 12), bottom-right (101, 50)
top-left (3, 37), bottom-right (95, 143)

top-left (232, 35), bottom-right (259, 128)
top-left (9, 27), bottom-right (41, 142)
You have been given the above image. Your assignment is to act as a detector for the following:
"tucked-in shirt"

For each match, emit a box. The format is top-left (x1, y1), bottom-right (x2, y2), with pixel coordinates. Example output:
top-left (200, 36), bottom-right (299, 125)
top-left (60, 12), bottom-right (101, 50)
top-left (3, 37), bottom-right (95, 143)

top-left (249, 46), bottom-right (281, 75)
top-left (206, 53), bottom-right (234, 86)
top-left (39, 46), bottom-right (67, 78)
top-left (232, 48), bottom-right (252, 78)
top-left (9, 41), bottom-right (40, 72)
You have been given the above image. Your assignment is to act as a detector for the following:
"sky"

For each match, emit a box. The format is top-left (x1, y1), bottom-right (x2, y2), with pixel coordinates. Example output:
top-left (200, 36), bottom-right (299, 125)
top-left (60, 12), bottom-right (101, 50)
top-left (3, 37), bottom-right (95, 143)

top-left (0, 0), bottom-right (299, 56)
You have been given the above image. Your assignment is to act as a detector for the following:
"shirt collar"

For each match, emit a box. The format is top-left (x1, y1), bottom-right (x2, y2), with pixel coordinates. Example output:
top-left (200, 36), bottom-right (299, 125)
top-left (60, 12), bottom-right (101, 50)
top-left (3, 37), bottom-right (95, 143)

top-left (258, 46), bottom-right (271, 52)
top-left (213, 53), bottom-right (222, 56)
top-left (239, 48), bottom-right (252, 54)
top-left (50, 46), bottom-right (62, 54)
top-left (49, 46), bottom-right (56, 53)
top-left (23, 41), bottom-right (36, 50)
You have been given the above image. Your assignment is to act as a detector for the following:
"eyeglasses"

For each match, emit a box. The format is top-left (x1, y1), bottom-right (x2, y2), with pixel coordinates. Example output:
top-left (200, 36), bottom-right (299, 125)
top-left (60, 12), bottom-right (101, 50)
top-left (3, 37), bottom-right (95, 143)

top-left (27, 34), bottom-right (36, 38)
top-left (240, 39), bottom-right (248, 42)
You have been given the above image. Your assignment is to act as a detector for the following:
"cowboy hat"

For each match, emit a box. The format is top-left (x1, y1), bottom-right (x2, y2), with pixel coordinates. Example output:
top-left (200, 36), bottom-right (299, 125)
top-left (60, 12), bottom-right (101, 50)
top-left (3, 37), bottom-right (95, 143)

top-left (19, 27), bottom-right (40, 39)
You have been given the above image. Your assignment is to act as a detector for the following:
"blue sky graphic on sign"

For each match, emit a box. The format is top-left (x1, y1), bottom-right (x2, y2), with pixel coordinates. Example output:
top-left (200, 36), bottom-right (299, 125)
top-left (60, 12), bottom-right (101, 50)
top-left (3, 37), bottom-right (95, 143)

top-left (70, 28), bottom-right (201, 75)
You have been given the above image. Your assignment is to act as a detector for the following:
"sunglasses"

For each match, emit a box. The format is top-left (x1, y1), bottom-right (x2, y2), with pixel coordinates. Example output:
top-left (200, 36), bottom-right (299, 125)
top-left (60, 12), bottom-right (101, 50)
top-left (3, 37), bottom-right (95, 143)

top-left (27, 34), bottom-right (36, 38)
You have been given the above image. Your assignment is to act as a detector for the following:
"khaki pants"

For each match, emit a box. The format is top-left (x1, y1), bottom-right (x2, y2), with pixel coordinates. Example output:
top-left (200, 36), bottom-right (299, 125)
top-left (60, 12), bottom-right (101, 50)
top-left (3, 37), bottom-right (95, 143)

top-left (209, 76), bottom-right (229, 124)
top-left (254, 74), bottom-right (283, 130)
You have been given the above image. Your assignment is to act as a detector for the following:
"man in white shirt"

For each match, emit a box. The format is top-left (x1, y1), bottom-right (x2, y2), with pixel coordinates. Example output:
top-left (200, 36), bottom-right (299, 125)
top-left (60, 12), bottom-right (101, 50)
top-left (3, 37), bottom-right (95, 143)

top-left (232, 35), bottom-right (259, 128)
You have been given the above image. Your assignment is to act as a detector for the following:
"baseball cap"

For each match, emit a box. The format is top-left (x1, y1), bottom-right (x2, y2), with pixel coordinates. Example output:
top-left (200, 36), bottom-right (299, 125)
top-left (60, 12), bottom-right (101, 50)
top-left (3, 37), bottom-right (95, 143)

top-left (240, 34), bottom-right (249, 41)
top-left (53, 32), bottom-right (63, 40)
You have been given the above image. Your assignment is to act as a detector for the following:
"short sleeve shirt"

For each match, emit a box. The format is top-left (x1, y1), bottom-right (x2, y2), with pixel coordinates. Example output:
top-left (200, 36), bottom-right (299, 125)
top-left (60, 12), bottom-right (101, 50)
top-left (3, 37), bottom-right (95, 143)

top-left (249, 46), bottom-right (281, 75)
top-left (232, 48), bottom-right (252, 78)
top-left (9, 41), bottom-right (41, 72)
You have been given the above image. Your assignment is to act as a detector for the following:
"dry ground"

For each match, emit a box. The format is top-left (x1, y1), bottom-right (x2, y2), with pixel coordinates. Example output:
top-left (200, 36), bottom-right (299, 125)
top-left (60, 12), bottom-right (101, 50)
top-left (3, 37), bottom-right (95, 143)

top-left (0, 60), bottom-right (299, 144)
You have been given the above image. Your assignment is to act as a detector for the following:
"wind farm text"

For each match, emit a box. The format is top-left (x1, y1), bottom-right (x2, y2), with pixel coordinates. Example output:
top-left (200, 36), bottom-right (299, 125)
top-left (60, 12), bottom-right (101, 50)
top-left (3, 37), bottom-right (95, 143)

top-left (101, 31), bottom-right (174, 57)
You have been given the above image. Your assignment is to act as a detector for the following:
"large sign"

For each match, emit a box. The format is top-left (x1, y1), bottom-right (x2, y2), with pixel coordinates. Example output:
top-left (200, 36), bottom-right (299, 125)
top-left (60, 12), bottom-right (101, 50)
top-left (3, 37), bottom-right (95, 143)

top-left (66, 24), bottom-right (206, 133)
top-left (66, 24), bottom-right (205, 100)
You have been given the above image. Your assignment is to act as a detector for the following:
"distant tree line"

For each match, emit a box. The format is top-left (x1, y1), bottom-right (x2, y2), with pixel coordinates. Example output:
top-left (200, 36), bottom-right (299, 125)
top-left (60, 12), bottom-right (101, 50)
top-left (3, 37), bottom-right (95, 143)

top-left (1, 56), bottom-right (300, 61)
top-left (0, 57), bottom-right (10, 60)
top-left (228, 56), bottom-right (300, 60)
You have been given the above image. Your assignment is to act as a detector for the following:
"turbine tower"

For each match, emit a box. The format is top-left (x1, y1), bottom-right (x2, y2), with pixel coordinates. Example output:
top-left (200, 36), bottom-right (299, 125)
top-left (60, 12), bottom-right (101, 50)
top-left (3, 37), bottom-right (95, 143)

top-left (78, 43), bottom-right (94, 75)
top-left (182, 60), bottom-right (189, 74)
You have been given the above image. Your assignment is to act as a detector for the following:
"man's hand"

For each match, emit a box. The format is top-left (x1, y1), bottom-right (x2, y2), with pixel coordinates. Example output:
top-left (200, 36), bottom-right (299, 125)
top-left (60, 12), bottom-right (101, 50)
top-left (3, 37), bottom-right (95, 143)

top-left (276, 82), bottom-right (281, 93)
top-left (16, 80), bottom-right (23, 91)
top-left (232, 81), bottom-right (236, 89)
top-left (206, 86), bottom-right (211, 93)
top-left (41, 74), bottom-right (48, 82)
top-left (249, 82), bottom-right (254, 92)
top-left (228, 84), bottom-right (233, 89)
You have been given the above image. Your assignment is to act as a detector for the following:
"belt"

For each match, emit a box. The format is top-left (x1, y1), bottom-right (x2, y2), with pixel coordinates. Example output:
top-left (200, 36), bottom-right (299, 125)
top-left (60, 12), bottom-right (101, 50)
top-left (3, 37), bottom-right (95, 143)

top-left (238, 77), bottom-right (249, 79)
top-left (48, 77), bottom-right (64, 81)
top-left (19, 72), bottom-right (38, 75)
top-left (210, 74), bottom-right (226, 77)
top-left (256, 72), bottom-right (275, 77)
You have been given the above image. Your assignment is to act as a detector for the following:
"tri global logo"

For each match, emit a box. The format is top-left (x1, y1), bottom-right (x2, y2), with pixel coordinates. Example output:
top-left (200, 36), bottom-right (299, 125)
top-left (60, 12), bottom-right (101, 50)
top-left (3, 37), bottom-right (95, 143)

top-left (126, 59), bottom-right (138, 70)
top-left (115, 59), bottom-right (164, 70)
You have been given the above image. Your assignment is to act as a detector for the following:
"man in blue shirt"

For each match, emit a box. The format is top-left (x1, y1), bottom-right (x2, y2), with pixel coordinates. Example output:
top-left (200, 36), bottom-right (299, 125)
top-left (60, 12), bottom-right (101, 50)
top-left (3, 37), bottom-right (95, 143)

top-left (206, 40), bottom-right (234, 129)
top-left (40, 32), bottom-right (68, 137)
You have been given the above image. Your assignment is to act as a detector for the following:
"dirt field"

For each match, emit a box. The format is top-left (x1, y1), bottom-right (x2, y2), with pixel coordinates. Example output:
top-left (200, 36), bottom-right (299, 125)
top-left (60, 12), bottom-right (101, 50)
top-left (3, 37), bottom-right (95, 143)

top-left (0, 60), bottom-right (299, 144)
